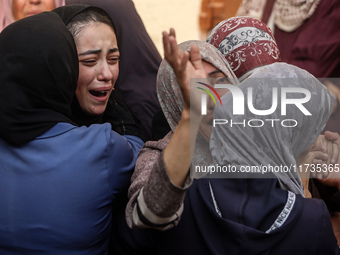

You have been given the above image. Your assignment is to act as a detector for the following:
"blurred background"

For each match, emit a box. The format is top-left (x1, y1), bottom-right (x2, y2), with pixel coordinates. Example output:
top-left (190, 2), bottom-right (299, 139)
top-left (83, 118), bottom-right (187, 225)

top-left (133, 0), bottom-right (242, 56)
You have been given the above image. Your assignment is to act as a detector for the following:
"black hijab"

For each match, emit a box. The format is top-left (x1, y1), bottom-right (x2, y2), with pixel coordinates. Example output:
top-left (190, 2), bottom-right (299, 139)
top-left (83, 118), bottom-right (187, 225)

top-left (53, 5), bottom-right (142, 138)
top-left (52, 5), bottom-right (115, 127)
top-left (0, 12), bottom-right (78, 145)
top-left (65, 0), bottom-right (162, 141)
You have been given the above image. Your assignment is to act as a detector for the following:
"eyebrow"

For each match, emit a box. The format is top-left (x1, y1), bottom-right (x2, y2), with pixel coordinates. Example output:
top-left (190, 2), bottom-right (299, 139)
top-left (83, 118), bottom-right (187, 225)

top-left (78, 47), bottom-right (119, 56)
top-left (208, 70), bottom-right (232, 84)
top-left (208, 70), bottom-right (224, 77)
top-left (109, 48), bottom-right (119, 53)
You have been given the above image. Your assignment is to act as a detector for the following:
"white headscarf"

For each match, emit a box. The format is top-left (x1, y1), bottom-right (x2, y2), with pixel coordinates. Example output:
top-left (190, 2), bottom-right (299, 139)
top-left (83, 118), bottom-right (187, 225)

top-left (210, 62), bottom-right (334, 196)
top-left (0, 0), bottom-right (65, 32)
top-left (236, 0), bottom-right (321, 32)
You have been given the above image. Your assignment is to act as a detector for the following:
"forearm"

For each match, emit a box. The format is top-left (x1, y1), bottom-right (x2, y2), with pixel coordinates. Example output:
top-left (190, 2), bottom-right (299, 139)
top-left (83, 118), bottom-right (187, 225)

top-left (163, 109), bottom-right (201, 187)
top-left (132, 152), bottom-right (192, 230)
top-left (127, 152), bottom-right (192, 231)
top-left (126, 132), bottom-right (193, 230)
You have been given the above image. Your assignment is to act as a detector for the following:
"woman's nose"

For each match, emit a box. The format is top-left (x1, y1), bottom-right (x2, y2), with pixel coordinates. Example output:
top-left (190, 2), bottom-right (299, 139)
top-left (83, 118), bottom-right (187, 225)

top-left (98, 62), bottom-right (113, 82)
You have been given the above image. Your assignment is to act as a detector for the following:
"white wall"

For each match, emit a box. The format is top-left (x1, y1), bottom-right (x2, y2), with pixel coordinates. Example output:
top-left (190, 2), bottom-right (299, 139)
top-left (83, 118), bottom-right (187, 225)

top-left (133, 0), bottom-right (202, 57)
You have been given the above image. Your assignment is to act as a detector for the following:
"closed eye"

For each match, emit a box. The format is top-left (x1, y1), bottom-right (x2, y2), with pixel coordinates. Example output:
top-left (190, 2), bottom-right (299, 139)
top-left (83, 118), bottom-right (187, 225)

top-left (215, 77), bottom-right (231, 84)
top-left (108, 56), bottom-right (120, 64)
top-left (80, 59), bottom-right (97, 66)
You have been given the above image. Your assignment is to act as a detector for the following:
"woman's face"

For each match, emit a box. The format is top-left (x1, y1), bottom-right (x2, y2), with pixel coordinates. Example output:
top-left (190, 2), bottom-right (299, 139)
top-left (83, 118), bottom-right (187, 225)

top-left (12, 0), bottom-right (56, 20)
top-left (75, 22), bottom-right (119, 116)
top-left (199, 61), bottom-right (230, 142)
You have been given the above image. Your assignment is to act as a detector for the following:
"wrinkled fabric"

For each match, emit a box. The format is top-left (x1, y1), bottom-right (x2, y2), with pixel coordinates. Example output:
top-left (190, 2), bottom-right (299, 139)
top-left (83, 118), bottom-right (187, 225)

top-left (0, 122), bottom-right (144, 254)
top-left (113, 40), bottom-right (340, 255)
top-left (125, 40), bottom-right (238, 227)
top-left (0, 0), bottom-right (65, 32)
top-left (0, 11), bottom-right (144, 254)
top-left (210, 62), bottom-right (334, 196)
top-left (0, 11), bottom-right (78, 145)
top-left (207, 16), bottom-right (280, 80)
top-left (157, 40), bottom-right (238, 169)
top-left (236, 0), bottom-right (320, 32)
top-left (157, 40), bottom-right (238, 131)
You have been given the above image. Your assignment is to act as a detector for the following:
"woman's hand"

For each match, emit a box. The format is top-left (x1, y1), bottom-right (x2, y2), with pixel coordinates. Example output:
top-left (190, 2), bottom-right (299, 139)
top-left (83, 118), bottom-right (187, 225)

top-left (162, 28), bottom-right (206, 117)
top-left (162, 28), bottom-right (207, 187)
top-left (310, 131), bottom-right (340, 190)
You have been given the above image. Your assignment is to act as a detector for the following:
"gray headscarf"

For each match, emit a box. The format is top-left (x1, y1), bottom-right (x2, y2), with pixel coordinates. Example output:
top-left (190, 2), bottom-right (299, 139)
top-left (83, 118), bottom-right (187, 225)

top-left (157, 40), bottom-right (238, 169)
top-left (157, 40), bottom-right (238, 131)
top-left (210, 62), bottom-right (334, 196)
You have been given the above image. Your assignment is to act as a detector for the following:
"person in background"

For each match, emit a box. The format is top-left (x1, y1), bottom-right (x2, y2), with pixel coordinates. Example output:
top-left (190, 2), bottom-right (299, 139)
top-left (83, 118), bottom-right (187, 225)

top-left (236, 0), bottom-right (340, 134)
top-left (65, 0), bottom-right (163, 141)
top-left (0, 0), bottom-right (64, 31)
top-left (207, 16), bottom-right (340, 243)
top-left (0, 11), bottom-right (143, 254)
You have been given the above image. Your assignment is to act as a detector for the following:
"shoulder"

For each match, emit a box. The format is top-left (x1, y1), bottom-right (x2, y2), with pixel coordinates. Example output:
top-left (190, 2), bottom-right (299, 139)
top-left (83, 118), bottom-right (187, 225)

top-left (298, 197), bottom-right (339, 253)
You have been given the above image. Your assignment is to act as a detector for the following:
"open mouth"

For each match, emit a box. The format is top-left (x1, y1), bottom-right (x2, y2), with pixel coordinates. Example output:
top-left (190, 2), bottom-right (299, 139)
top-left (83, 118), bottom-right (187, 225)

top-left (89, 90), bottom-right (109, 97)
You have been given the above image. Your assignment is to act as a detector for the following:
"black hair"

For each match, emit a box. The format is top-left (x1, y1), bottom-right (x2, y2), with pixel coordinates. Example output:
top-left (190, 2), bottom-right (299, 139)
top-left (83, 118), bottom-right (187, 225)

top-left (67, 7), bottom-right (116, 44)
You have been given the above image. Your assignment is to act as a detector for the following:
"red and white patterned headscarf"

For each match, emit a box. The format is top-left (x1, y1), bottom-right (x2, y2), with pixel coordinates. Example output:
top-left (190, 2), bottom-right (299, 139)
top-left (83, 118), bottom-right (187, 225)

top-left (207, 16), bottom-right (280, 79)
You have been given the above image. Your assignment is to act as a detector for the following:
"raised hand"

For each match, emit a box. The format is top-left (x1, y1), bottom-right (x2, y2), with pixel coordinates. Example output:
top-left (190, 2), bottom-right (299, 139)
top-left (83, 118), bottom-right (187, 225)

top-left (161, 28), bottom-right (207, 187)
top-left (162, 28), bottom-right (206, 116)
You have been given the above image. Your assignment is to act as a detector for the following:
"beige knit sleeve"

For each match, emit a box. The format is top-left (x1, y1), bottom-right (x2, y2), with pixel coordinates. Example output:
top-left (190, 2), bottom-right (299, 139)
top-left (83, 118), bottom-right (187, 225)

top-left (126, 131), bottom-right (193, 230)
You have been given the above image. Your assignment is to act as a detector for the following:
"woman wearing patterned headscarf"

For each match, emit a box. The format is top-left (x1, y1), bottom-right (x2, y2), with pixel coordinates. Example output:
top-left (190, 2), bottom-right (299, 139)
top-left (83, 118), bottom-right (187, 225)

top-left (207, 16), bottom-right (281, 81)
top-left (0, 0), bottom-right (64, 32)
top-left (236, 0), bottom-right (340, 133)
top-left (114, 28), bottom-right (340, 255)
top-left (207, 16), bottom-right (340, 240)
top-left (207, 16), bottom-right (308, 195)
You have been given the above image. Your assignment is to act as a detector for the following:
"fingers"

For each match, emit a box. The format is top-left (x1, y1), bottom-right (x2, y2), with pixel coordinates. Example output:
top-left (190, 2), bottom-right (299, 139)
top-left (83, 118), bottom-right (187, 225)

top-left (311, 133), bottom-right (340, 165)
top-left (312, 151), bottom-right (328, 164)
top-left (330, 141), bottom-right (339, 164)
top-left (169, 27), bottom-right (176, 38)
top-left (304, 152), bottom-right (315, 165)
top-left (162, 28), bottom-right (187, 74)
top-left (324, 131), bottom-right (340, 165)
top-left (162, 31), bottom-right (171, 60)
top-left (189, 44), bottom-right (203, 69)
top-left (325, 131), bottom-right (340, 146)
top-left (310, 135), bottom-right (327, 153)
top-left (163, 28), bottom-right (179, 63)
